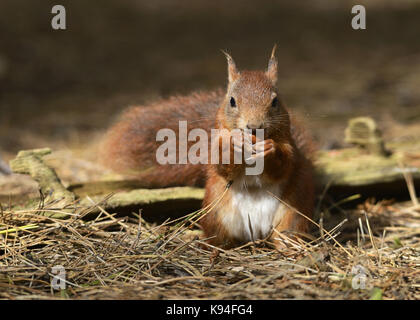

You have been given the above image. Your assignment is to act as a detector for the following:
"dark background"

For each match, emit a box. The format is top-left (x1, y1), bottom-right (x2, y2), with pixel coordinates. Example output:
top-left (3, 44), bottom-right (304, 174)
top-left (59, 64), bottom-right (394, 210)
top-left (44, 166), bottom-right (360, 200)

top-left (1, 0), bottom-right (419, 159)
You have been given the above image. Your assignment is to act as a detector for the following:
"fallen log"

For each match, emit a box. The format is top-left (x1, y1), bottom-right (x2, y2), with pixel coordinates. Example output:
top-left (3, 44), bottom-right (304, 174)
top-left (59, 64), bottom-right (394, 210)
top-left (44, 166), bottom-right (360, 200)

top-left (316, 117), bottom-right (420, 199)
top-left (0, 152), bottom-right (11, 175)
top-left (9, 148), bottom-right (75, 206)
top-left (7, 117), bottom-right (420, 218)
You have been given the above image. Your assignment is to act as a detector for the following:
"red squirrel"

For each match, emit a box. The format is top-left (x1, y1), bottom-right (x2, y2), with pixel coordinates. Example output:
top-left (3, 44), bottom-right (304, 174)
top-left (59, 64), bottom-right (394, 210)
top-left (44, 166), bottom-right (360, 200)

top-left (101, 47), bottom-right (315, 249)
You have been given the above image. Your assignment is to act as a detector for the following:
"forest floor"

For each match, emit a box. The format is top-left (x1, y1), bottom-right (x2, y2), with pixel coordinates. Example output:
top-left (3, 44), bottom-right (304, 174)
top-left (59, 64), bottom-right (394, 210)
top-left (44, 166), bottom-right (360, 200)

top-left (0, 192), bottom-right (418, 299)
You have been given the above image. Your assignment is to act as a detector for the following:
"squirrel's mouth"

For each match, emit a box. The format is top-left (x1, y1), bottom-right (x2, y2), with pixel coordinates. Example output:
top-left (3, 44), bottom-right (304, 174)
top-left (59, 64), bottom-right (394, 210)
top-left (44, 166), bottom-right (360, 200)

top-left (249, 128), bottom-right (257, 136)
top-left (244, 126), bottom-right (267, 137)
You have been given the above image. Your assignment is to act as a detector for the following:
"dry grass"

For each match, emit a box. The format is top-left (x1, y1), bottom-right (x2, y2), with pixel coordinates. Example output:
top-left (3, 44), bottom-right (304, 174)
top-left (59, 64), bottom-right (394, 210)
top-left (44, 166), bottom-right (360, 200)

top-left (0, 190), bottom-right (418, 300)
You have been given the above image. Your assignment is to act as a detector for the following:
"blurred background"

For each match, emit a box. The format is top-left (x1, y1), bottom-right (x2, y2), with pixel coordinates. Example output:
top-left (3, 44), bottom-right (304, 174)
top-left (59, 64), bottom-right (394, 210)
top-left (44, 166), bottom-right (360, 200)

top-left (0, 0), bottom-right (420, 184)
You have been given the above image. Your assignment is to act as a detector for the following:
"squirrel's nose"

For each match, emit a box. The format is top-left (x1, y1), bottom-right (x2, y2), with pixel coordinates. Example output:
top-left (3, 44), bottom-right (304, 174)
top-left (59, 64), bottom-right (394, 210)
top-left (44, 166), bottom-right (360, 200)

top-left (246, 123), bottom-right (263, 130)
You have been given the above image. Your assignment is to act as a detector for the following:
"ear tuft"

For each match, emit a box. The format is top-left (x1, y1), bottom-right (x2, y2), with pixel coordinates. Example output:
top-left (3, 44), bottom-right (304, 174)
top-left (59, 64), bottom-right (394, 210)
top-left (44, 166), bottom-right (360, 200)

top-left (221, 49), bottom-right (240, 83)
top-left (266, 44), bottom-right (278, 85)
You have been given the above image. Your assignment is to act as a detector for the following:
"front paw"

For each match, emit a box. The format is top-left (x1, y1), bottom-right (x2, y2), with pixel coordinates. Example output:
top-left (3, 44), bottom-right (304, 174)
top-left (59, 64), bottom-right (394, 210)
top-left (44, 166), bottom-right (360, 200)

top-left (247, 139), bottom-right (275, 161)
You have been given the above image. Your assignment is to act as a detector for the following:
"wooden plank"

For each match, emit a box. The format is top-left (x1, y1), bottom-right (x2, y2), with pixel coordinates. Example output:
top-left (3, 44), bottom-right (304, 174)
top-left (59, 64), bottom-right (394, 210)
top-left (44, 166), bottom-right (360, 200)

top-left (8, 118), bottom-right (420, 217)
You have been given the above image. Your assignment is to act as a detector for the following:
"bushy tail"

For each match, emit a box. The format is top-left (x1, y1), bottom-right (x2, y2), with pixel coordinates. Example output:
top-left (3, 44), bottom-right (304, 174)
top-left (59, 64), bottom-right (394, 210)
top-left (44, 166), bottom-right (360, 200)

top-left (99, 90), bottom-right (223, 188)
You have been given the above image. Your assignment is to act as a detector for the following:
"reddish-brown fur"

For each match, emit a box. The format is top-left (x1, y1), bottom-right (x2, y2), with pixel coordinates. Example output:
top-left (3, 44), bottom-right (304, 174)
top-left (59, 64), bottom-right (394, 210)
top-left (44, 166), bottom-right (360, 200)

top-left (101, 48), bottom-right (315, 249)
top-left (100, 91), bottom-right (222, 187)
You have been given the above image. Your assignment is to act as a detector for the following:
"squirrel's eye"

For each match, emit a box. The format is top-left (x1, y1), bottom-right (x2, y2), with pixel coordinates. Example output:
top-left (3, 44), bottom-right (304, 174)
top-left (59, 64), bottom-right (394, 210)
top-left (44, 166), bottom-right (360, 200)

top-left (230, 97), bottom-right (236, 107)
top-left (271, 97), bottom-right (278, 107)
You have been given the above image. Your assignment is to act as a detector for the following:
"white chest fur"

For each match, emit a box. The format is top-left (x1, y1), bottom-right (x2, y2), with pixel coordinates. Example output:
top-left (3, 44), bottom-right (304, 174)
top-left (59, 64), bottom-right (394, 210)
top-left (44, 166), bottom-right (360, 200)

top-left (222, 176), bottom-right (286, 242)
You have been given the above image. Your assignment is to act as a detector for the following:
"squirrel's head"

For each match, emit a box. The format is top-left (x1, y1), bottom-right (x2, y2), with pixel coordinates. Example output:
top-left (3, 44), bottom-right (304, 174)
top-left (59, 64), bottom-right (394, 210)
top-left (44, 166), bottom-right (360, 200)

top-left (221, 46), bottom-right (290, 138)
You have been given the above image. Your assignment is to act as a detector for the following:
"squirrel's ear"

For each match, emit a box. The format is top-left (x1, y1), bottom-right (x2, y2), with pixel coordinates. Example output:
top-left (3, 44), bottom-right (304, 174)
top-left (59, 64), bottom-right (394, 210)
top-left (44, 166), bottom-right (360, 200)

top-left (221, 50), bottom-right (240, 83)
top-left (266, 45), bottom-right (278, 85)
